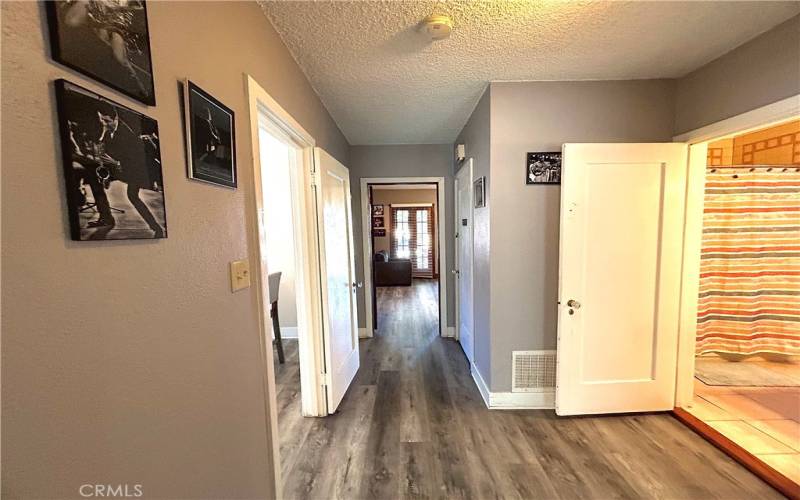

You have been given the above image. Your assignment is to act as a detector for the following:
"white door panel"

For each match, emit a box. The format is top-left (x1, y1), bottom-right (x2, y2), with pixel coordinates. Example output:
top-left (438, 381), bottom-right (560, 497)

top-left (556, 143), bottom-right (687, 416)
top-left (314, 148), bottom-right (359, 413)
top-left (455, 160), bottom-right (474, 364)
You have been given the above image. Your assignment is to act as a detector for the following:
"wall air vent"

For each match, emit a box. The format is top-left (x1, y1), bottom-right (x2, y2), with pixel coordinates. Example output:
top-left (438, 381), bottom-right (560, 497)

top-left (512, 350), bottom-right (556, 393)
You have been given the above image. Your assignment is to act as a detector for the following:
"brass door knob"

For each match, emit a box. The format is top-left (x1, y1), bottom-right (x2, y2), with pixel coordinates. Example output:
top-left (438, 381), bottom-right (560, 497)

top-left (567, 299), bottom-right (581, 309)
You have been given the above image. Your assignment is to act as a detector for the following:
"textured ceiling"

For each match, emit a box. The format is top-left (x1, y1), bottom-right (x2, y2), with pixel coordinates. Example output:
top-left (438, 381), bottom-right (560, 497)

top-left (259, 1), bottom-right (800, 145)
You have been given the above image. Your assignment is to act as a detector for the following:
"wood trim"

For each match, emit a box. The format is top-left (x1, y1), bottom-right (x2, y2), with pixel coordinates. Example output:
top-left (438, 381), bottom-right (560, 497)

top-left (673, 94), bottom-right (800, 144)
top-left (672, 408), bottom-right (800, 500)
top-left (360, 177), bottom-right (448, 338)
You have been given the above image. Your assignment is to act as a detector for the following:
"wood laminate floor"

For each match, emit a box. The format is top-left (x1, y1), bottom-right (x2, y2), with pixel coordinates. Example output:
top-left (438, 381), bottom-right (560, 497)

top-left (274, 280), bottom-right (780, 499)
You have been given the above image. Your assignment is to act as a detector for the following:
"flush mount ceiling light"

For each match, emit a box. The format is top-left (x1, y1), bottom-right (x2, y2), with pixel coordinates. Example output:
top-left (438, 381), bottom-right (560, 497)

top-left (422, 14), bottom-right (453, 40)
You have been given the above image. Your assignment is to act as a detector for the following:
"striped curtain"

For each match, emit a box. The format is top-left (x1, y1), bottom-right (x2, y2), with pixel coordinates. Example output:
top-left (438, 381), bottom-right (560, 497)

top-left (696, 167), bottom-right (800, 356)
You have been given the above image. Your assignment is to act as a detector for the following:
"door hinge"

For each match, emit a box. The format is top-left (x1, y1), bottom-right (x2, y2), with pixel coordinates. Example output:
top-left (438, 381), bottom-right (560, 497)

top-left (320, 371), bottom-right (329, 387)
top-left (310, 170), bottom-right (320, 187)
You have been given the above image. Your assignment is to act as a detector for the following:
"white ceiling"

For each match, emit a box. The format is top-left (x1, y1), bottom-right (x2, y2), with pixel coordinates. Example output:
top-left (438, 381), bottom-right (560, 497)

top-left (259, 1), bottom-right (800, 145)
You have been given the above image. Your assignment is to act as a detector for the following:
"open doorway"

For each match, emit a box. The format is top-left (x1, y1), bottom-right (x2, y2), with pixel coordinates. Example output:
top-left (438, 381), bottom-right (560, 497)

top-left (676, 118), bottom-right (800, 491)
top-left (247, 75), bottom-right (361, 498)
top-left (360, 177), bottom-right (448, 338)
top-left (369, 183), bottom-right (440, 332)
top-left (257, 116), bottom-right (310, 479)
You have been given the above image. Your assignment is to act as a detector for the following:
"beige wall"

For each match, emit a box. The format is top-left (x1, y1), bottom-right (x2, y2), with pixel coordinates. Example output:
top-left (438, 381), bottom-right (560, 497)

top-left (371, 188), bottom-right (438, 274)
top-left (675, 14), bottom-right (800, 135)
top-left (1, 2), bottom-right (348, 498)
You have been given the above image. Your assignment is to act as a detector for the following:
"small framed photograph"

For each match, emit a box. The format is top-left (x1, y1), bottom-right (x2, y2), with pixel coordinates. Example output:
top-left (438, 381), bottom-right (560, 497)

top-left (526, 152), bottom-right (561, 184)
top-left (372, 228), bottom-right (386, 237)
top-left (474, 176), bottom-right (486, 208)
top-left (46, 0), bottom-right (156, 105)
top-left (372, 204), bottom-right (384, 217)
top-left (54, 79), bottom-right (167, 240)
top-left (184, 80), bottom-right (237, 188)
top-left (372, 216), bottom-right (385, 229)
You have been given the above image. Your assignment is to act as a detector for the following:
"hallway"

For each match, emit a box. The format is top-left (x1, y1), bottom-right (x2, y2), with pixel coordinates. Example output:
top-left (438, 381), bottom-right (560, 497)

top-left (276, 281), bottom-right (779, 499)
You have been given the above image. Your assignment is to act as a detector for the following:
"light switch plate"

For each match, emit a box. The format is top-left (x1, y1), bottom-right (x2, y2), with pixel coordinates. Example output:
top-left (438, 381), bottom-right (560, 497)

top-left (230, 259), bottom-right (251, 292)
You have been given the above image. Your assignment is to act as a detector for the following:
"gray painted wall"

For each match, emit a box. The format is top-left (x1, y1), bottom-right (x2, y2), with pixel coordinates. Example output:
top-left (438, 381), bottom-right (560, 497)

top-left (1, 2), bottom-right (348, 498)
top-left (675, 14), bottom-right (800, 135)
top-left (452, 16), bottom-right (799, 394)
top-left (488, 80), bottom-right (676, 392)
top-left (454, 88), bottom-right (492, 385)
top-left (348, 144), bottom-right (455, 328)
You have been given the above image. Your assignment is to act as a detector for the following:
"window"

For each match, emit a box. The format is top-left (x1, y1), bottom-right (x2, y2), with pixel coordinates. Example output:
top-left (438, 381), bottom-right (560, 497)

top-left (394, 209), bottom-right (410, 259)
top-left (391, 206), bottom-right (434, 277)
top-left (416, 210), bottom-right (430, 271)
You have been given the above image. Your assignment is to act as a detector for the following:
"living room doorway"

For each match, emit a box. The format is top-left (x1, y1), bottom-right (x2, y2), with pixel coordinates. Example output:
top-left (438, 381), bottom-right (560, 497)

top-left (360, 178), bottom-right (448, 337)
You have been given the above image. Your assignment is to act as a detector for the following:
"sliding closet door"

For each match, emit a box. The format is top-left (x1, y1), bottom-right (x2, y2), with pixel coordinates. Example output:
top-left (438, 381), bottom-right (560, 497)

top-left (556, 143), bottom-right (688, 416)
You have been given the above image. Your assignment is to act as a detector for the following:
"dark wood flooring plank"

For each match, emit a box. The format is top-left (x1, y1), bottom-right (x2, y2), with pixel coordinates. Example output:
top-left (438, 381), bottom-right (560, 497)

top-left (361, 370), bottom-right (403, 498)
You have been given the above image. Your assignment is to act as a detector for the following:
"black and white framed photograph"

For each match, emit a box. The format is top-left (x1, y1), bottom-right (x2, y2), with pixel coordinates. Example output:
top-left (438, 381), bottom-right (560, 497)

top-left (372, 228), bottom-right (386, 237)
top-left (372, 216), bottom-right (385, 229)
top-left (46, 0), bottom-right (156, 105)
top-left (55, 79), bottom-right (167, 240)
top-left (526, 152), bottom-right (561, 184)
top-left (184, 80), bottom-right (237, 188)
top-left (372, 204), bottom-right (384, 217)
top-left (474, 176), bottom-right (486, 208)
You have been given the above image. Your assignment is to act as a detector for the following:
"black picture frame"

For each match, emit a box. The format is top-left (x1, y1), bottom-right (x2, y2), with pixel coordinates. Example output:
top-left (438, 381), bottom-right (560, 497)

top-left (372, 216), bottom-right (385, 229)
top-left (54, 79), bottom-right (167, 241)
top-left (372, 228), bottom-right (386, 237)
top-left (184, 80), bottom-right (237, 188)
top-left (372, 204), bottom-right (384, 217)
top-left (474, 176), bottom-right (486, 208)
top-left (526, 152), bottom-right (561, 184)
top-left (46, 0), bottom-right (156, 106)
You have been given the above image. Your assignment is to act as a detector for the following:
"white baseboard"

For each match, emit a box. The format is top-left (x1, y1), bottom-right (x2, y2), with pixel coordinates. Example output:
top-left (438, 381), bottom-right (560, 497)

top-left (489, 390), bottom-right (555, 410)
top-left (470, 363), bottom-right (554, 410)
top-left (443, 326), bottom-right (456, 338)
top-left (358, 327), bottom-right (370, 339)
top-left (280, 326), bottom-right (298, 339)
top-left (471, 364), bottom-right (491, 409)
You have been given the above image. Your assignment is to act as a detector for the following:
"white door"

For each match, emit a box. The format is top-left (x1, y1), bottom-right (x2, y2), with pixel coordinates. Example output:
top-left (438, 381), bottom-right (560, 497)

top-left (556, 143), bottom-right (688, 416)
top-left (314, 147), bottom-right (359, 413)
top-left (455, 160), bottom-right (474, 363)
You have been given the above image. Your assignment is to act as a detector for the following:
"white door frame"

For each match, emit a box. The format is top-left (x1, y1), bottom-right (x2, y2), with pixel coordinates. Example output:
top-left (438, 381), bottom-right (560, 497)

top-left (673, 93), bottom-right (800, 408)
top-left (454, 160), bottom-right (474, 348)
top-left (360, 176), bottom-right (449, 337)
top-left (244, 74), bottom-right (330, 498)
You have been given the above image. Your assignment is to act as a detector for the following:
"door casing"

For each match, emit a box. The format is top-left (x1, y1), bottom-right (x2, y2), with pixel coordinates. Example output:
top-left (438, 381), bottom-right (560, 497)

top-left (672, 94), bottom-right (800, 408)
top-left (359, 177), bottom-right (449, 338)
top-left (245, 73), bottom-right (335, 500)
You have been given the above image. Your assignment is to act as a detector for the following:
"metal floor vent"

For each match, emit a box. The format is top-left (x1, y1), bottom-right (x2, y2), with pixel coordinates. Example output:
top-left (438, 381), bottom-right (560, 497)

top-left (512, 350), bottom-right (556, 392)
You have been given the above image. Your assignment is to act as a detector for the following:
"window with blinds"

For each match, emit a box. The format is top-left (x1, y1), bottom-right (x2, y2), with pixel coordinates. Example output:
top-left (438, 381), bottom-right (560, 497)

top-left (391, 206), bottom-right (434, 277)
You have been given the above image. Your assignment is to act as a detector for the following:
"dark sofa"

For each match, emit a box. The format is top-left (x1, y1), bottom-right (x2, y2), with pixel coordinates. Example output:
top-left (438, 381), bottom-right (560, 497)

top-left (373, 251), bottom-right (412, 286)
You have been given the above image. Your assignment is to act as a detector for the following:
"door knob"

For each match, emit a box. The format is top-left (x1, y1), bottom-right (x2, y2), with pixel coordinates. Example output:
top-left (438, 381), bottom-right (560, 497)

top-left (352, 282), bottom-right (363, 289)
top-left (567, 299), bottom-right (581, 309)
top-left (452, 269), bottom-right (459, 275)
